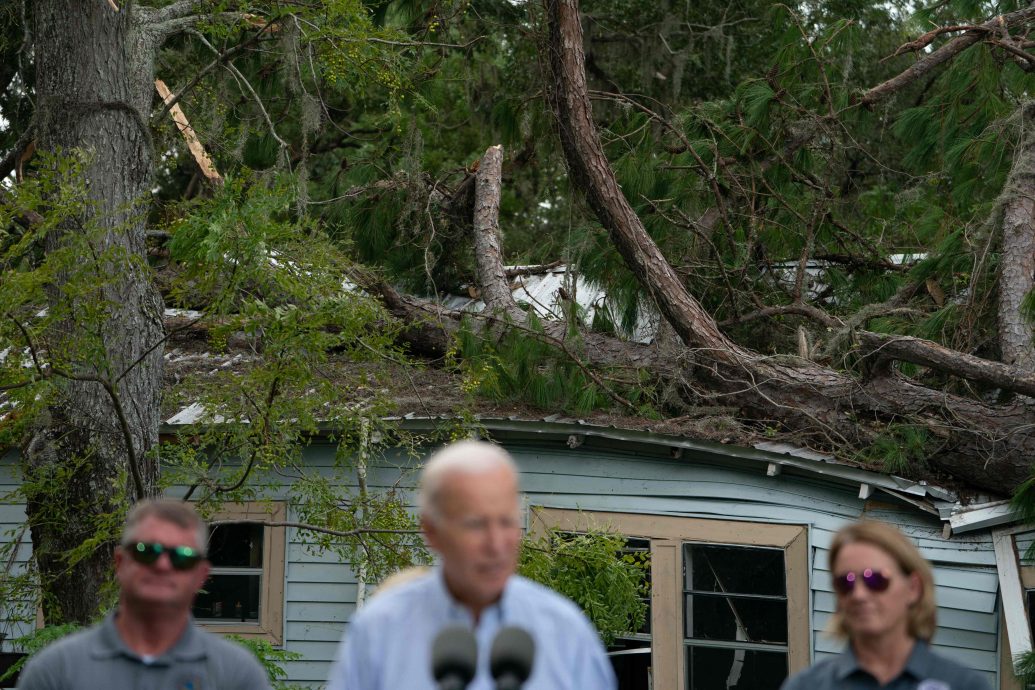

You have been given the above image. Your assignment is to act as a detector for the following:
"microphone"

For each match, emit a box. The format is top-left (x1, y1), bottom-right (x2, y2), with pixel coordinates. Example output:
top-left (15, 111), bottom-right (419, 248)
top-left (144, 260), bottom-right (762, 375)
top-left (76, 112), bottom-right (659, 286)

top-left (431, 624), bottom-right (478, 690)
top-left (489, 626), bottom-right (535, 690)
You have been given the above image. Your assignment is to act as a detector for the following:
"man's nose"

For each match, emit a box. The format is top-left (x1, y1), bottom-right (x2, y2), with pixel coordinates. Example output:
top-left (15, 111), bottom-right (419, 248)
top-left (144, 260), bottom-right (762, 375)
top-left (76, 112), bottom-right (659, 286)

top-left (149, 552), bottom-right (176, 571)
top-left (485, 522), bottom-right (512, 552)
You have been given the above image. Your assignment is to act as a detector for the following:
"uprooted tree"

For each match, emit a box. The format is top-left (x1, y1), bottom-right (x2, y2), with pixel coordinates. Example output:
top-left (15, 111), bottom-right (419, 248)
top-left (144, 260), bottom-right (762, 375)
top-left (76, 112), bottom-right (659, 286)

top-left (4, 0), bottom-right (1035, 627)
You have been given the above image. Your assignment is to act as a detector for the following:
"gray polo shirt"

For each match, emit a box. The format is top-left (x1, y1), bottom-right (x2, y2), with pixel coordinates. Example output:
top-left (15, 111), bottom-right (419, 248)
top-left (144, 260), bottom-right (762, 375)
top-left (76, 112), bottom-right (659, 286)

top-left (780, 641), bottom-right (990, 690)
top-left (16, 612), bottom-right (272, 690)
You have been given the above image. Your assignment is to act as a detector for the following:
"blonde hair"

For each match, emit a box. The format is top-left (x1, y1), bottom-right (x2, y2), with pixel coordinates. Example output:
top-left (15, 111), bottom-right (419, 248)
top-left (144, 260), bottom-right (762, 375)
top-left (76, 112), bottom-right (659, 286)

top-left (828, 520), bottom-right (937, 641)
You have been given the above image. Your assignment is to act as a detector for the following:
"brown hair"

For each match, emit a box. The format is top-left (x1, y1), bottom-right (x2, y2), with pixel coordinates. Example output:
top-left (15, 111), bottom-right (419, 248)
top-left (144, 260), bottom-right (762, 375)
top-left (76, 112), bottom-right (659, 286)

top-left (828, 520), bottom-right (937, 641)
top-left (121, 498), bottom-right (208, 555)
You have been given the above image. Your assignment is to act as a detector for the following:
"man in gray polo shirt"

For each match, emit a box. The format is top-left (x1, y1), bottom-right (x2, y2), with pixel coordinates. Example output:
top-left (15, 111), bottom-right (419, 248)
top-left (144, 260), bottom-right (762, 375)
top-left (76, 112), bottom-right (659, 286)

top-left (17, 499), bottom-right (271, 690)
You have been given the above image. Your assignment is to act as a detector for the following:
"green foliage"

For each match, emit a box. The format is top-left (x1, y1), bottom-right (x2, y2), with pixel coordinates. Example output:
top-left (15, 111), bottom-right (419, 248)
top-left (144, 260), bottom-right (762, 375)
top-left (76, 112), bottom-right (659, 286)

top-left (519, 528), bottom-right (648, 646)
top-left (857, 424), bottom-right (932, 475)
top-left (454, 316), bottom-right (654, 416)
top-left (227, 635), bottom-right (306, 690)
top-left (852, 424), bottom-right (935, 477)
top-left (290, 459), bottom-right (433, 585)
top-left (1015, 649), bottom-right (1035, 690)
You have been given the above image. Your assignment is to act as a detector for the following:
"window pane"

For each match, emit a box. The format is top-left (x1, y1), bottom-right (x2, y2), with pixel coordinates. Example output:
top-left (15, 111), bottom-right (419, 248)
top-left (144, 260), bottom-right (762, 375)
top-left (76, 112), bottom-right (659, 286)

top-left (685, 646), bottom-right (787, 690)
top-left (685, 544), bottom-right (785, 597)
top-left (208, 523), bottom-right (263, 568)
top-left (194, 574), bottom-right (261, 622)
top-left (685, 595), bottom-right (788, 645)
top-left (608, 638), bottom-right (651, 690)
top-left (1028, 590), bottom-right (1035, 642)
top-left (623, 538), bottom-right (651, 637)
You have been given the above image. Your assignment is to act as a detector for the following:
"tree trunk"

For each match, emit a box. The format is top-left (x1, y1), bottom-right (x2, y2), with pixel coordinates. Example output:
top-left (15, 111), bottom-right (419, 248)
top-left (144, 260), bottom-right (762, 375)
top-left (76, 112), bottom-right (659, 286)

top-left (543, 0), bottom-right (1035, 496)
top-left (472, 145), bottom-right (521, 320)
top-left (23, 0), bottom-right (165, 625)
top-left (998, 101), bottom-right (1035, 371)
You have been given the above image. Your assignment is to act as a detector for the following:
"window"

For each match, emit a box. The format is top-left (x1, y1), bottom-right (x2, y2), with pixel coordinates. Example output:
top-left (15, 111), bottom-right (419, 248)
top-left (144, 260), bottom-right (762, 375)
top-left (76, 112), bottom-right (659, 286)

top-left (683, 544), bottom-right (789, 690)
top-left (193, 502), bottom-right (286, 644)
top-left (530, 508), bottom-right (808, 690)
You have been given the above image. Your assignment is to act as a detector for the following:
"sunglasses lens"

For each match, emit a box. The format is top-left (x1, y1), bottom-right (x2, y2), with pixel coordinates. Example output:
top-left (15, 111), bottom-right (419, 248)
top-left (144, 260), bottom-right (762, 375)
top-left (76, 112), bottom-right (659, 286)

top-left (169, 547), bottom-right (202, 570)
top-left (834, 569), bottom-right (891, 593)
top-left (129, 542), bottom-right (162, 565)
top-left (833, 572), bottom-right (856, 594)
top-left (861, 568), bottom-right (890, 592)
top-left (127, 542), bottom-right (203, 570)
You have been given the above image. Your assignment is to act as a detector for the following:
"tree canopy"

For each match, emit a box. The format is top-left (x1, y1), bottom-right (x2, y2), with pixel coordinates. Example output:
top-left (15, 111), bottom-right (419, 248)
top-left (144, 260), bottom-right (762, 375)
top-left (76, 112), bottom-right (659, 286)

top-left (3, 0), bottom-right (1035, 629)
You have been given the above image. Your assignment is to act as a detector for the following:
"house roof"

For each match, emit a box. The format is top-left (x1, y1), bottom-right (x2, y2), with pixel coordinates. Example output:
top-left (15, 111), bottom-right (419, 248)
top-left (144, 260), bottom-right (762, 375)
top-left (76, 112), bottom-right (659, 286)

top-left (161, 407), bottom-right (1020, 536)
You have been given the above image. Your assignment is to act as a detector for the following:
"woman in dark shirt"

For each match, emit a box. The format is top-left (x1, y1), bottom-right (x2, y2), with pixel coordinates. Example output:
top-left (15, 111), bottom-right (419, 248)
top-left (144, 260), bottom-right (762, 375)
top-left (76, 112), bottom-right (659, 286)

top-left (780, 521), bottom-right (989, 690)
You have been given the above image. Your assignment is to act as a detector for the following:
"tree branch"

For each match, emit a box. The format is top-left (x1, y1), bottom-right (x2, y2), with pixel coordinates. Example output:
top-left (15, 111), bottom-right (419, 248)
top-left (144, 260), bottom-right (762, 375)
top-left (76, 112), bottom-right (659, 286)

top-left (145, 0), bottom-right (206, 24)
top-left (0, 123), bottom-right (34, 182)
top-left (208, 520), bottom-right (420, 540)
top-left (861, 5), bottom-right (1035, 107)
top-left (153, 23), bottom-right (274, 122)
top-left (189, 30), bottom-right (288, 152)
top-left (857, 330), bottom-right (1035, 398)
top-left (719, 303), bottom-right (843, 329)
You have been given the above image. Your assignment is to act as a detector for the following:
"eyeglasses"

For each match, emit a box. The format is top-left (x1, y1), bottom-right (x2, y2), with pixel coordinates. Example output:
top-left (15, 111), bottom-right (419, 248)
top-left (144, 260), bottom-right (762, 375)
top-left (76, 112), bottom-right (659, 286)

top-left (125, 542), bottom-right (205, 571)
top-left (832, 568), bottom-right (891, 594)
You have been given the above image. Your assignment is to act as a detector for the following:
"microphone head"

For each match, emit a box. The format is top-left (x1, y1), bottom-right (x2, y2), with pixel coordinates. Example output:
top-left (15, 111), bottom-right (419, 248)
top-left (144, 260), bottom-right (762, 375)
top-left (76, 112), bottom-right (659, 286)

top-left (431, 624), bottom-right (478, 687)
top-left (489, 626), bottom-right (535, 686)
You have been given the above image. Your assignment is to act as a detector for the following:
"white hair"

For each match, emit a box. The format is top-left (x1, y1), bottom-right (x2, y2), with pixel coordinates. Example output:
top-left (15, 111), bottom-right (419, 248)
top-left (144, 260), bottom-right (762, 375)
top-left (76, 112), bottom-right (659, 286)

top-left (418, 440), bottom-right (518, 522)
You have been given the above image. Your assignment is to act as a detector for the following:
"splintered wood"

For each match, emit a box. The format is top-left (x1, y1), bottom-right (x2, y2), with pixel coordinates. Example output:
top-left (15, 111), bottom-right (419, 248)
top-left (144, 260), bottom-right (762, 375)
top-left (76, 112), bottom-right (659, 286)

top-left (154, 78), bottom-right (223, 186)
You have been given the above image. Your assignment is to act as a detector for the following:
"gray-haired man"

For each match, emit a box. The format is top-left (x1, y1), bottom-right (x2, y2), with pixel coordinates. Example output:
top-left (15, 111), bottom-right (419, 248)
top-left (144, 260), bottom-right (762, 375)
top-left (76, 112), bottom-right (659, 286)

top-left (17, 499), bottom-right (271, 690)
top-left (326, 439), bottom-right (616, 690)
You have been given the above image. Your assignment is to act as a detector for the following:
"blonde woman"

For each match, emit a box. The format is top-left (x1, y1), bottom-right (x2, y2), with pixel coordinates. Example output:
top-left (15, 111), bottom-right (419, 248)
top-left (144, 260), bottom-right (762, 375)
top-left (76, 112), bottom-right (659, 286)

top-left (781, 521), bottom-right (989, 690)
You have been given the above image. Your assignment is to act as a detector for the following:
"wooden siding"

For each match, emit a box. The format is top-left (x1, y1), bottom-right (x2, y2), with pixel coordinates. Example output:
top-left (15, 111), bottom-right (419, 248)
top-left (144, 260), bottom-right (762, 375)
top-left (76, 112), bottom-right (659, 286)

top-left (0, 439), bottom-right (1009, 689)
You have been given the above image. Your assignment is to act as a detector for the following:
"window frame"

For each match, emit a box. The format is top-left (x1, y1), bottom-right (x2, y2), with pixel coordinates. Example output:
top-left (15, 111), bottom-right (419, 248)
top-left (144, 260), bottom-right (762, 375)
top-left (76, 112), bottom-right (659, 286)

top-left (196, 501), bottom-right (286, 645)
top-left (530, 507), bottom-right (809, 690)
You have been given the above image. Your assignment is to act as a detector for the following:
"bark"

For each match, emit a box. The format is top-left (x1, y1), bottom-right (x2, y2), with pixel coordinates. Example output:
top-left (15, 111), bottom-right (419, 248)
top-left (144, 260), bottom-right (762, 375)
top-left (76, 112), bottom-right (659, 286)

top-left (23, 1), bottom-right (165, 625)
top-left (471, 146), bottom-right (521, 319)
top-left (997, 101), bottom-right (1035, 370)
top-left (543, 0), bottom-right (1035, 496)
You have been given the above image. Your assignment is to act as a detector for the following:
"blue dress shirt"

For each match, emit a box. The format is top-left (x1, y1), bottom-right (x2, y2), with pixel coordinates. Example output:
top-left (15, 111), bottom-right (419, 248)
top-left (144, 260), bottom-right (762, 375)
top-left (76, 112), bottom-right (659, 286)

top-left (325, 568), bottom-right (617, 690)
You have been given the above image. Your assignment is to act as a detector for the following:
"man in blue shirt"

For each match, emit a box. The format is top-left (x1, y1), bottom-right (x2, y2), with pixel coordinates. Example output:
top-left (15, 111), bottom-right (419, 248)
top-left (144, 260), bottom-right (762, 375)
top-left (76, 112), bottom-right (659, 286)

top-left (325, 440), bottom-right (617, 690)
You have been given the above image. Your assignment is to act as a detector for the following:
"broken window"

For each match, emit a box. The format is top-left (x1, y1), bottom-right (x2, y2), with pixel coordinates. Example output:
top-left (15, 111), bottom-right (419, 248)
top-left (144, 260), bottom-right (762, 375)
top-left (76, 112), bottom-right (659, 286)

top-left (683, 544), bottom-right (788, 690)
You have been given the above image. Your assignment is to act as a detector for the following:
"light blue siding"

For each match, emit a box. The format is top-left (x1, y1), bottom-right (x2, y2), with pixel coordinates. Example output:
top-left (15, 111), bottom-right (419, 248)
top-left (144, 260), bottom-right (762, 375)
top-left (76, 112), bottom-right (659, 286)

top-left (0, 451), bottom-right (32, 651)
top-left (503, 443), bottom-right (1003, 690)
top-left (0, 437), bottom-right (1013, 689)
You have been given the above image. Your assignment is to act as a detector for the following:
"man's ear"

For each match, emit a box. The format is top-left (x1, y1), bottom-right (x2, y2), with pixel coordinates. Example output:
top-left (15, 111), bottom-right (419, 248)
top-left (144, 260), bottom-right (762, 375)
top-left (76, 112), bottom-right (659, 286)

top-left (421, 514), bottom-right (439, 553)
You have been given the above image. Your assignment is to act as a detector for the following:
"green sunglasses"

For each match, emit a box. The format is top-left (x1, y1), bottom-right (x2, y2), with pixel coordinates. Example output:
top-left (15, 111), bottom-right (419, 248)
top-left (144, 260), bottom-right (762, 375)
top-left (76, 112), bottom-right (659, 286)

top-left (125, 541), bottom-right (205, 570)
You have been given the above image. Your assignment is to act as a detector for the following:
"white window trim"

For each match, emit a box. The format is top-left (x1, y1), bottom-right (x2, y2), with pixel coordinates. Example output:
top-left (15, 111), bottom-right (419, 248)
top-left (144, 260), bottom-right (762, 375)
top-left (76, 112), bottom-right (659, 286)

top-left (994, 526), bottom-right (1033, 672)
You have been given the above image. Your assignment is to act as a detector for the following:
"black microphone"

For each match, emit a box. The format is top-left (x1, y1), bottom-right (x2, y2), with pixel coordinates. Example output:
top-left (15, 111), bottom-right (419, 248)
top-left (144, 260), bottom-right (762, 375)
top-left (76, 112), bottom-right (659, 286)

top-left (431, 624), bottom-right (478, 690)
top-left (489, 626), bottom-right (535, 690)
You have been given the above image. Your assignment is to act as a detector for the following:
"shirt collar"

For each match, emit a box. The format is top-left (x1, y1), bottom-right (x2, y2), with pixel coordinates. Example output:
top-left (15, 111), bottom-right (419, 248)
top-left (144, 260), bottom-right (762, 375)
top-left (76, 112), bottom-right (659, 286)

top-left (90, 610), bottom-right (207, 664)
top-left (433, 566), bottom-right (513, 627)
top-left (835, 640), bottom-right (930, 681)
